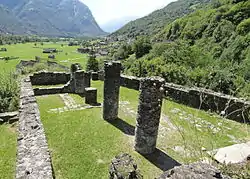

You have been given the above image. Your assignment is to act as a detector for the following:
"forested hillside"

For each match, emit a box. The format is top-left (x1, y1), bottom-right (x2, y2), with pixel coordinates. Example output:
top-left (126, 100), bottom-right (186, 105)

top-left (122, 0), bottom-right (250, 99)
top-left (111, 0), bottom-right (211, 38)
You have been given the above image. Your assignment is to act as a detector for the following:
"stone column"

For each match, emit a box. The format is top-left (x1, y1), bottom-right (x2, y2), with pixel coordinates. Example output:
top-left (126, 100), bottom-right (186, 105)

top-left (85, 87), bottom-right (97, 105)
top-left (75, 70), bottom-right (85, 94)
top-left (135, 77), bottom-right (165, 154)
top-left (92, 72), bottom-right (99, 81)
top-left (103, 62), bottom-right (121, 121)
top-left (84, 72), bottom-right (91, 88)
top-left (70, 64), bottom-right (79, 92)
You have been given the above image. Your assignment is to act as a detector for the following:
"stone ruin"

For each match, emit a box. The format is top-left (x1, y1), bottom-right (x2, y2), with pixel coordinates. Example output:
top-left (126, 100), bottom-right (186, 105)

top-left (109, 154), bottom-right (231, 179)
top-left (134, 77), bottom-right (165, 154)
top-left (96, 70), bottom-right (250, 123)
top-left (13, 61), bottom-right (247, 178)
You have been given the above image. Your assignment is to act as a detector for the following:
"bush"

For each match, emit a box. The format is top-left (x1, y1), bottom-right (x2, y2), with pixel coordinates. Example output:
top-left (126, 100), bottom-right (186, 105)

top-left (237, 18), bottom-right (250, 35)
top-left (0, 72), bottom-right (19, 113)
top-left (86, 55), bottom-right (99, 72)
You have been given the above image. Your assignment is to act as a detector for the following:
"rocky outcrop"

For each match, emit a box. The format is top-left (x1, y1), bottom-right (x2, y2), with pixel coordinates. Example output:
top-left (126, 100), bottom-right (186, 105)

top-left (16, 78), bottom-right (53, 179)
top-left (159, 163), bottom-right (231, 179)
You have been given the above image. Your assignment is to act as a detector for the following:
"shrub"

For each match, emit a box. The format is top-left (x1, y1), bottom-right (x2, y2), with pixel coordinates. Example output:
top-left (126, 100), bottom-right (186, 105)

top-left (0, 72), bottom-right (19, 113)
top-left (86, 55), bottom-right (99, 72)
top-left (237, 18), bottom-right (250, 35)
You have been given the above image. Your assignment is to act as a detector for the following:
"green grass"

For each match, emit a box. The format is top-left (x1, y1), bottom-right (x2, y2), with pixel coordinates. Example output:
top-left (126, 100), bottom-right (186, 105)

top-left (0, 124), bottom-right (17, 179)
top-left (0, 42), bottom-right (89, 72)
top-left (37, 81), bottom-right (250, 178)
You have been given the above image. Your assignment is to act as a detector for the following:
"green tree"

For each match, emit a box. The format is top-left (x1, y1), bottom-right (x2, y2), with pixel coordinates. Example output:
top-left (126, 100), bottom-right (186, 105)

top-left (132, 36), bottom-right (152, 59)
top-left (86, 55), bottom-right (99, 72)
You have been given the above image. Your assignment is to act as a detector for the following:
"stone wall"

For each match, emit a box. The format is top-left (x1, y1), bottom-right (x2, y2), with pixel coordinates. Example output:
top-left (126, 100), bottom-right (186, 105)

top-left (16, 78), bottom-right (53, 179)
top-left (120, 75), bottom-right (140, 91)
top-left (164, 83), bottom-right (250, 123)
top-left (30, 72), bottom-right (70, 85)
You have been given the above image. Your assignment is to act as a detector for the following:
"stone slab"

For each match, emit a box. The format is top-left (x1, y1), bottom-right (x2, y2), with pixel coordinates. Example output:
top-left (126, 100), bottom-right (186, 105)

top-left (211, 142), bottom-right (250, 164)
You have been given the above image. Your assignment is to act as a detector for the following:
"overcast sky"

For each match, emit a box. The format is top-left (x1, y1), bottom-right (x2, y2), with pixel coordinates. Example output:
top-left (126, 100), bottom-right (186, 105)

top-left (81, 0), bottom-right (175, 25)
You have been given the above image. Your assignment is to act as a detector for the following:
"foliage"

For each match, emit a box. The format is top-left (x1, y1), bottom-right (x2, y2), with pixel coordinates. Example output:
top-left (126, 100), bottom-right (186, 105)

top-left (111, 0), bottom-right (211, 39)
top-left (132, 37), bottom-right (152, 59)
top-left (0, 72), bottom-right (19, 113)
top-left (113, 43), bottom-right (133, 60)
top-left (86, 55), bottom-right (99, 72)
top-left (237, 18), bottom-right (250, 35)
top-left (122, 0), bottom-right (250, 97)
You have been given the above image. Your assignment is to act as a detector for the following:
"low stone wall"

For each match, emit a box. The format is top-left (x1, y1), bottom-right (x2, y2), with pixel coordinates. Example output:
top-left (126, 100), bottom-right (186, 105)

top-left (164, 83), bottom-right (250, 123)
top-left (30, 72), bottom-right (70, 85)
top-left (0, 111), bottom-right (19, 124)
top-left (120, 75), bottom-right (140, 90)
top-left (16, 78), bottom-right (53, 179)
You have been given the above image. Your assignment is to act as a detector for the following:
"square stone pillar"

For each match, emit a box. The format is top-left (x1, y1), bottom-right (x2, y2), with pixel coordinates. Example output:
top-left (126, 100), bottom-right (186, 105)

top-left (134, 77), bottom-right (165, 154)
top-left (85, 87), bottom-right (97, 105)
top-left (75, 70), bottom-right (85, 94)
top-left (84, 72), bottom-right (91, 88)
top-left (103, 62), bottom-right (121, 121)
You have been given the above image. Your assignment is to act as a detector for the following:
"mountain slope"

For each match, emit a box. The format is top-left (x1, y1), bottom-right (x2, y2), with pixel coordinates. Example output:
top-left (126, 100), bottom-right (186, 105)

top-left (0, 0), bottom-right (105, 37)
top-left (123, 0), bottom-right (250, 97)
top-left (0, 5), bottom-right (26, 34)
top-left (111, 0), bottom-right (211, 38)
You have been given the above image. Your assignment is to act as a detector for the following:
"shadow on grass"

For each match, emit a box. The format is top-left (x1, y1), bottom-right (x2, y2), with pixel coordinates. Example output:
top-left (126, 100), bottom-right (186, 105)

top-left (140, 148), bottom-right (181, 171)
top-left (106, 117), bottom-right (135, 136)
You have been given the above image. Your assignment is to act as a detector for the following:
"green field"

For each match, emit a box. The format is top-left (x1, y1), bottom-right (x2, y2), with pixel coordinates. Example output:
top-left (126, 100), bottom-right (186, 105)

top-left (0, 42), bottom-right (88, 72)
top-left (37, 81), bottom-right (250, 179)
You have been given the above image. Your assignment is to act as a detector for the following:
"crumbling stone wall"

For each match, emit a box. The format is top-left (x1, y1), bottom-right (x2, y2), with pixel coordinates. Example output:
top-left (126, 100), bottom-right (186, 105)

top-left (16, 78), bottom-right (53, 179)
top-left (164, 83), bottom-right (250, 123)
top-left (109, 153), bottom-right (143, 179)
top-left (135, 77), bottom-right (165, 154)
top-left (30, 72), bottom-right (70, 85)
top-left (103, 62), bottom-right (121, 121)
top-left (159, 162), bottom-right (231, 179)
top-left (120, 75), bottom-right (140, 90)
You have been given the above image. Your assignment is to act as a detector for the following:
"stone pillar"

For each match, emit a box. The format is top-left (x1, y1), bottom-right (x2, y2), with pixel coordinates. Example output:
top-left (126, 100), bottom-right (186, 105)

top-left (92, 72), bottom-right (99, 81)
top-left (75, 70), bottom-right (85, 94)
top-left (70, 64), bottom-right (79, 92)
top-left (84, 72), bottom-right (91, 88)
top-left (135, 77), bottom-right (165, 154)
top-left (85, 87), bottom-right (97, 105)
top-left (109, 153), bottom-right (142, 179)
top-left (103, 62), bottom-right (121, 121)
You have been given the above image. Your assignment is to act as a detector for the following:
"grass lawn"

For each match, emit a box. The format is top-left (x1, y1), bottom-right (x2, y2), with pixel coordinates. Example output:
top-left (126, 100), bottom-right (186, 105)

top-left (0, 124), bottom-right (17, 179)
top-left (37, 81), bottom-right (250, 178)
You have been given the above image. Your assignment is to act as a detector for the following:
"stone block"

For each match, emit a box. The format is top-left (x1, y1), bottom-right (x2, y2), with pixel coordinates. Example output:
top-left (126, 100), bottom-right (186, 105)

top-left (85, 87), bottom-right (97, 105)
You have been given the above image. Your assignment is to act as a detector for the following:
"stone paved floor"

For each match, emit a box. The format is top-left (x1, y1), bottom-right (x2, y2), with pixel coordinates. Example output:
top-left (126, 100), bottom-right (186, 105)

top-left (48, 94), bottom-right (102, 113)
